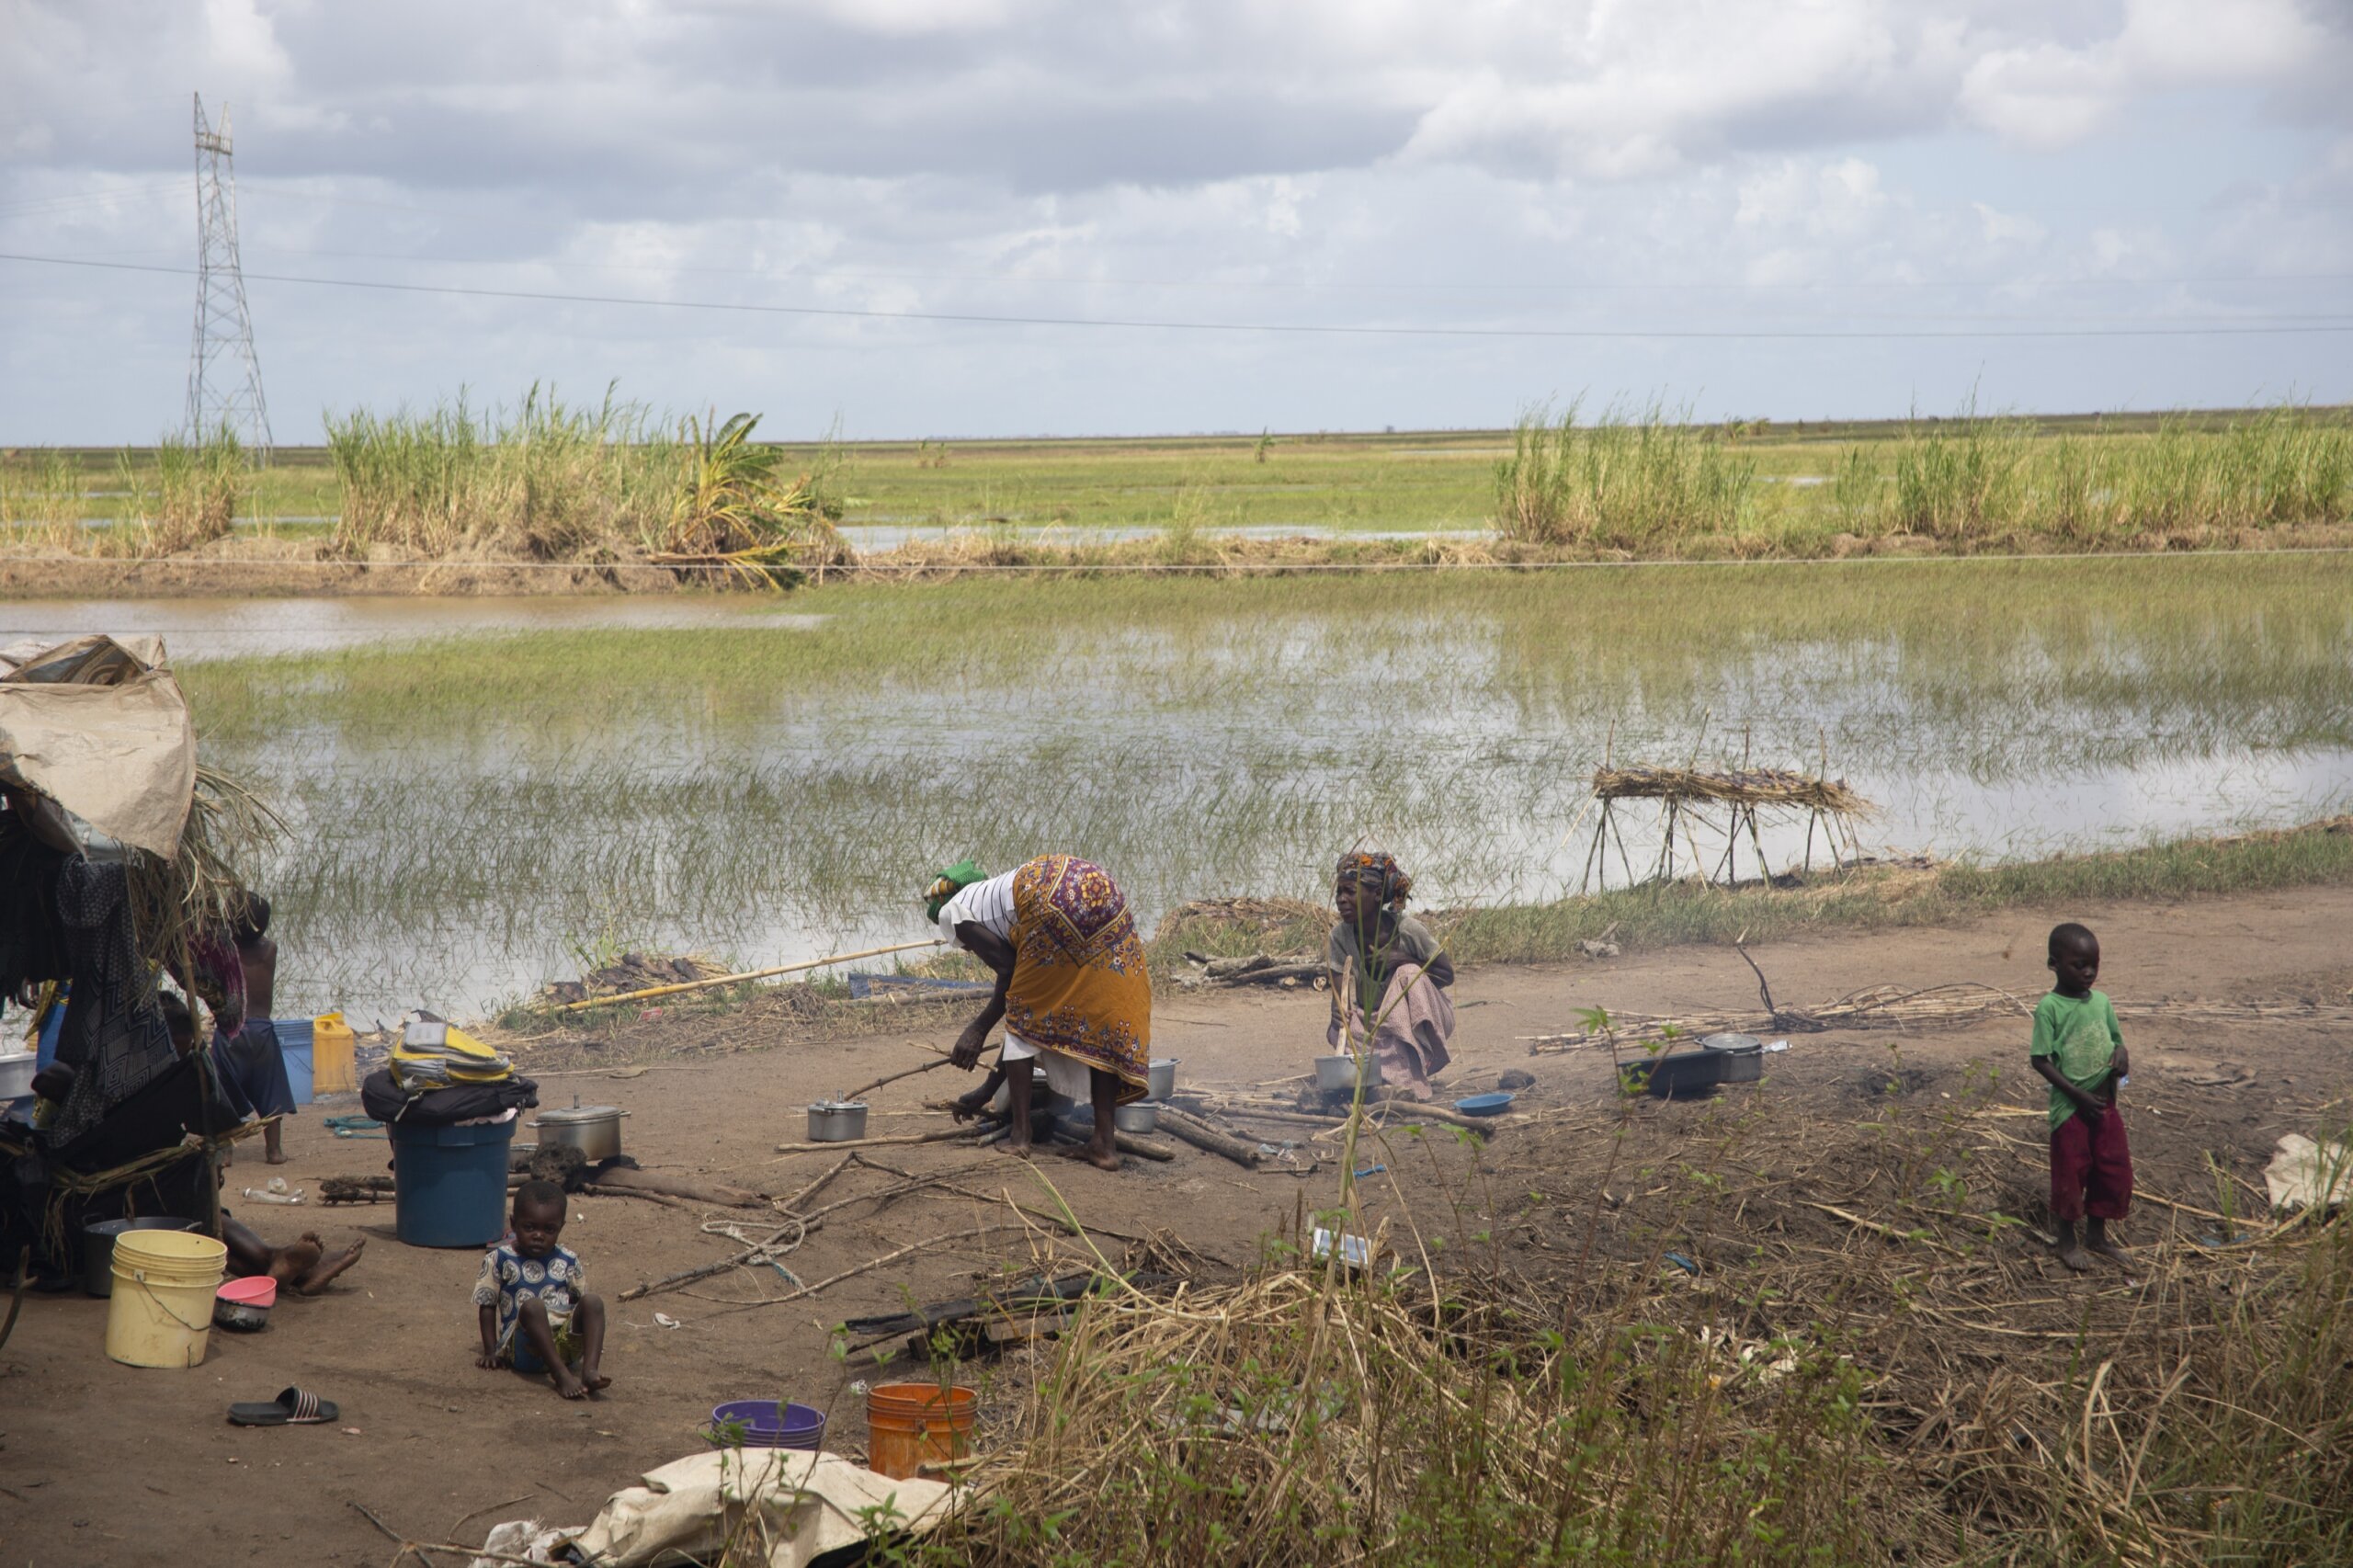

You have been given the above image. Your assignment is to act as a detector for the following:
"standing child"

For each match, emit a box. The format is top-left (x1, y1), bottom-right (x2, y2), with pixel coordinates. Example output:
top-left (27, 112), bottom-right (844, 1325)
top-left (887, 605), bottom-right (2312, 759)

top-left (2029, 922), bottom-right (2131, 1271)
top-left (473, 1180), bottom-right (609, 1398)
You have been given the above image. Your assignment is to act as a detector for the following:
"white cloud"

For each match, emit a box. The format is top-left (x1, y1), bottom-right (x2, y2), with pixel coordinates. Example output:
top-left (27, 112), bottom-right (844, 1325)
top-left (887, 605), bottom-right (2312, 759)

top-left (1961, 0), bottom-right (2341, 149)
top-left (0, 0), bottom-right (2348, 439)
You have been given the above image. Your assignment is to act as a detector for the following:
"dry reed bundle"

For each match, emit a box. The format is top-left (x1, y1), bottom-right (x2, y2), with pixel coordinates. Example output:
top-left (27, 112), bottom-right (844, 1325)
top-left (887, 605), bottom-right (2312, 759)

top-left (1591, 765), bottom-right (1874, 816)
top-left (123, 763), bottom-right (283, 973)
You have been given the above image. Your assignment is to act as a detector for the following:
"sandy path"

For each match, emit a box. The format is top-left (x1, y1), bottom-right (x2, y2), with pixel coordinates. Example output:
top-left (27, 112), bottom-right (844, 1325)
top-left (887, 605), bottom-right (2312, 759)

top-left (3, 884), bottom-right (2348, 1565)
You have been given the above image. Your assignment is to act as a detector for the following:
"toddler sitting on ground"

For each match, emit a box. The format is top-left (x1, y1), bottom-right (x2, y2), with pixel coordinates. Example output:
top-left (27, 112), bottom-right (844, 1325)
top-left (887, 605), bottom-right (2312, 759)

top-left (473, 1179), bottom-right (609, 1398)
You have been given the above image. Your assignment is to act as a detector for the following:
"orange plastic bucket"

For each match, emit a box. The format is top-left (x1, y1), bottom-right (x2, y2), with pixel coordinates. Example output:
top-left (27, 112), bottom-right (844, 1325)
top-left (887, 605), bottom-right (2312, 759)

top-left (866, 1382), bottom-right (976, 1480)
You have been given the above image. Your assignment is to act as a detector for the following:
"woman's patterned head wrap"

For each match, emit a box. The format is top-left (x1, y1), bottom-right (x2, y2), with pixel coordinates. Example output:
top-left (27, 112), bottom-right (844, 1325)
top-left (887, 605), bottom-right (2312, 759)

top-left (1335, 850), bottom-right (1411, 906)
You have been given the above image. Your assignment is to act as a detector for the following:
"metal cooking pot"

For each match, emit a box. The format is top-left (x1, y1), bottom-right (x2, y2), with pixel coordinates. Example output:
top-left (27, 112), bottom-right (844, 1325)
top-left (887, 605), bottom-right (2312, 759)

top-left (1113, 1101), bottom-right (1160, 1134)
top-left (807, 1100), bottom-right (870, 1142)
top-left (82, 1216), bottom-right (200, 1298)
top-left (1314, 1054), bottom-right (1367, 1096)
top-left (531, 1101), bottom-right (629, 1162)
top-left (1145, 1057), bottom-right (1179, 1102)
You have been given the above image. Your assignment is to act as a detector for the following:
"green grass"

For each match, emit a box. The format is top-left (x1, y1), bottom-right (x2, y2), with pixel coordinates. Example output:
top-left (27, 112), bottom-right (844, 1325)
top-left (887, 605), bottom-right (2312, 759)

top-left (9, 399), bottom-right (2349, 560)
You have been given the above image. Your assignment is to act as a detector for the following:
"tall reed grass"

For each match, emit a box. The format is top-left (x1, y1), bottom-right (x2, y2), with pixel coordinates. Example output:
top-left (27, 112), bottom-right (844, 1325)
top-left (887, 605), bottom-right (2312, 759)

top-left (1494, 400), bottom-right (1756, 548)
top-left (324, 384), bottom-right (681, 559)
top-left (0, 447), bottom-right (85, 546)
top-left (1827, 404), bottom-right (2353, 546)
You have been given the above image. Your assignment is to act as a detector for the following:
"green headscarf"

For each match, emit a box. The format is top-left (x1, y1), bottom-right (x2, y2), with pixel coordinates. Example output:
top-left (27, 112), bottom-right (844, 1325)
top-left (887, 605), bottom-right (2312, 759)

top-left (924, 859), bottom-right (988, 922)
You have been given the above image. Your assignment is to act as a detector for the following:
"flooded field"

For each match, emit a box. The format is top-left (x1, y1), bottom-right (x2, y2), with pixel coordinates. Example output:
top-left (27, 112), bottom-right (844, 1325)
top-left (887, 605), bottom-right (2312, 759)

top-left (13, 553), bottom-right (2349, 1020)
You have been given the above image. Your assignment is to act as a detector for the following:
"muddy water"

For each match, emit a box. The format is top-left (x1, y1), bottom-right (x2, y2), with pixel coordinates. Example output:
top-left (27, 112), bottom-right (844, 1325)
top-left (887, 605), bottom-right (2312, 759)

top-left (7, 586), bottom-right (2349, 1022)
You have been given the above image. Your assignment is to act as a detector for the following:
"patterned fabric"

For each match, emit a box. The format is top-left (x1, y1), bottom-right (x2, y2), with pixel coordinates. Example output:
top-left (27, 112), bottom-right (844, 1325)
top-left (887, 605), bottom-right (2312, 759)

top-left (1327, 960), bottom-right (1456, 1101)
top-left (1005, 855), bottom-right (1151, 1100)
top-left (212, 1018), bottom-right (298, 1121)
top-left (187, 932), bottom-right (246, 1039)
top-left (473, 1242), bottom-right (587, 1356)
top-left (1336, 851), bottom-right (1413, 905)
top-left (46, 858), bottom-right (180, 1148)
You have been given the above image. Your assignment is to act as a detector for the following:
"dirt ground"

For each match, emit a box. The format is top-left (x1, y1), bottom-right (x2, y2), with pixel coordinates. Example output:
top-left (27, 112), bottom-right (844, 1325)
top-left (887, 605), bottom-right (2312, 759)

top-left (4, 885), bottom-right (2350, 1566)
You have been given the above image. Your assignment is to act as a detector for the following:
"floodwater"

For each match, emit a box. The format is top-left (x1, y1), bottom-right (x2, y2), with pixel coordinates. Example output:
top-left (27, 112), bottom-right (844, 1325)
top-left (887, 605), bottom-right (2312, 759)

top-left (8, 572), bottom-right (2349, 1022)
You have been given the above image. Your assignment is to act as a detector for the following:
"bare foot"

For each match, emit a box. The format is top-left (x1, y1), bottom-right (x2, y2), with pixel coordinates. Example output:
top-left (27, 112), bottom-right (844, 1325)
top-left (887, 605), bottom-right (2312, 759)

top-left (268, 1234), bottom-right (324, 1286)
top-left (551, 1367), bottom-right (588, 1399)
top-left (1054, 1142), bottom-right (1120, 1173)
top-left (2056, 1243), bottom-right (2093, 1272)
top-left (296, 1238), bottom-right (366, 1294)
top-left (581, 1368), bottom-right (612, 1394)
top-left (997, 1134), bottom-right (1034, 1160)
top-left (266, 1152), bottom-right (290, 1165)
top-left (2089, 1237), bottom-right (2132, 1267)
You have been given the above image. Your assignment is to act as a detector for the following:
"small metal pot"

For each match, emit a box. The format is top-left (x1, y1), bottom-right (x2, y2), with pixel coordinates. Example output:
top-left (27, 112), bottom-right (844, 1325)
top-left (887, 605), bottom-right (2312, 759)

top-left (81, 1217), bottom-right (200, 1298)
top-left (531, 1102), bottom-right (629, 1162)
top-left (1314, 1054), bottom-right (1366, 1096)
top-left (807, 1100), bottom-right (870, 1142)
top-left (1146, 1057), bottom-right (1178, 1102)
top-left (1113, 1101), bottom-right (1160, 1135)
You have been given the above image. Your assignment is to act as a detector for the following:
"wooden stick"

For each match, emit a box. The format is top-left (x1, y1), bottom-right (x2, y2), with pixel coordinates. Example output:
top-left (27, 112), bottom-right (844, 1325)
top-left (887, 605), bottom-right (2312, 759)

top-left (710, 1223), bottom-right (1037, 1315)
top-left (1155, 1107), bottom-right (1262, 1168)
top-left (779, 1153), bottom-right (856, 1213)
top-left (771, 1126), bottom-right (986, 1157)
top-left (839, 1053), bottom-right (959, 1105)
top-left (552, 937), bottom-right (947, 1011)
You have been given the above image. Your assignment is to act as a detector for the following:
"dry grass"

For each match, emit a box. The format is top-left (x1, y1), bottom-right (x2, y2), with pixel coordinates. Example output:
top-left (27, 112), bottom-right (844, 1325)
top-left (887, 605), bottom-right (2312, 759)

top-left (922, 1065), bottom-right (2353, 1566)
top-left (1589, 766), bottom-right (1874, 815)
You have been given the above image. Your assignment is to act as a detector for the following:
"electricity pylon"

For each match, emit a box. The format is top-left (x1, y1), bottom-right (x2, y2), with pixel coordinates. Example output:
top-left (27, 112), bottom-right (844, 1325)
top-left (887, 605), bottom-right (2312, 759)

top-left (186, 92), bottom-right (272, 456)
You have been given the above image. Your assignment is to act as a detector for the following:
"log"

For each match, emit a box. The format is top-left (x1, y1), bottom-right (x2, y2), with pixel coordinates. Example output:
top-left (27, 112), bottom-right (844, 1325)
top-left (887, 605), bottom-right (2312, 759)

top-left (771, 1126), bottom-right (986, 1157)
top-left (589, 1166), bottom-right (769, 1208)
top-left (1114, 1131), bottom-right (1177, 1162)
top-left (1155, 1107), bottom-right (1262, 1169)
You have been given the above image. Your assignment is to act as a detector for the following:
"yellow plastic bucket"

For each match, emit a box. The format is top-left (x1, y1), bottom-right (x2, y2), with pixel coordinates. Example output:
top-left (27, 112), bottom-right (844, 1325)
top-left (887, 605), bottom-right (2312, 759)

top-left (106, 1229), bottom-right (228, 1369)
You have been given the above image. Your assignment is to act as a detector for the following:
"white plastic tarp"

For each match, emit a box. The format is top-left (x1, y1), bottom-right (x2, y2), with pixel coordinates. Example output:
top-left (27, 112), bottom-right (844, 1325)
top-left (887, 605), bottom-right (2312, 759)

top-left (0, 634), bottom-right (194, 858)
top-left (474, 1449), bottom-right (958, 1568)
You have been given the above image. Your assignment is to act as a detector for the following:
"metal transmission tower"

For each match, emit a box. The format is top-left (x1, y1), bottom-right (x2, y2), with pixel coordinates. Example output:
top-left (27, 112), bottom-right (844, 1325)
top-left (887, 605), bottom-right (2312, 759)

top-left (185, 92), bottom-right (273, 455)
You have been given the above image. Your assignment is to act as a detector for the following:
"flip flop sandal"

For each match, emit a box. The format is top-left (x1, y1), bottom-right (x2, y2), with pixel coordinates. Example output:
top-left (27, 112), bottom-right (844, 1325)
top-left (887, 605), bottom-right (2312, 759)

top-left (227, 1387), bottom-right (339, 1426)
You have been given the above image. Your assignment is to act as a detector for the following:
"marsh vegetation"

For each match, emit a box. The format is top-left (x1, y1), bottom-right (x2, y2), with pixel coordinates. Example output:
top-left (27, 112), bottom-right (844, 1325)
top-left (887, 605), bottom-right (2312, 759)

top-left (6, 399), bottom-right (2348, 568)
top-left (139, 553), bottom-right (2353, 1017)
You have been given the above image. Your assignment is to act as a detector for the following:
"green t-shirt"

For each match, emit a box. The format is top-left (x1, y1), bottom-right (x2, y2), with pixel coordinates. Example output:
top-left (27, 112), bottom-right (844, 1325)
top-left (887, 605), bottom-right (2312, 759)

top-left (2029, 989), bottom-right (2122, 1130)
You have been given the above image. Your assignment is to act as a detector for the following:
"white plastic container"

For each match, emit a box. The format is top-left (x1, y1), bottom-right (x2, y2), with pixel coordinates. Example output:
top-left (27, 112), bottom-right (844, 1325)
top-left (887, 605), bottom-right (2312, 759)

top-left (0, 1050), bottom-right (36, 1101)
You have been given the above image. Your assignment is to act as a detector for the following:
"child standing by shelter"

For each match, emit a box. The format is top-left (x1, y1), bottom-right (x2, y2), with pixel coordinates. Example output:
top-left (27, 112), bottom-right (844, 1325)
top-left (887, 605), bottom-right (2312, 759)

top-left (473, 1180), bottom-right (609, 1398)
top-left (2029, 922), bottom-right (2131, 1271)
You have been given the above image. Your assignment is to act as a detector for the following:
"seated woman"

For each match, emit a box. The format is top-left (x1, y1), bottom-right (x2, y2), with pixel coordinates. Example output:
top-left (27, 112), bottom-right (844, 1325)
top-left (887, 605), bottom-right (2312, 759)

top-left (928, 855), bottom-right (1152, 1170)
top-left (1324, 851), bottom-right (1455, 1101)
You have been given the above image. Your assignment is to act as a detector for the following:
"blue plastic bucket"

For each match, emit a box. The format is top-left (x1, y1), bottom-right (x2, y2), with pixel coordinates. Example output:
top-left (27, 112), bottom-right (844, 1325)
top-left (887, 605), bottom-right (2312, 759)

top-left (276, 1018), bottom-right (316, 1106)
top-left (387, 1119), bottom-right (517, 1248)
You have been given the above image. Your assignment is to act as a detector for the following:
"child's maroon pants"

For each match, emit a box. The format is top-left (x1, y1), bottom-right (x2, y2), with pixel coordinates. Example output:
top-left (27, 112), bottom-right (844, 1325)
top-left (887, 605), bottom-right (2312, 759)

top-left (2049, 1101), bottom-right (2131, 1221)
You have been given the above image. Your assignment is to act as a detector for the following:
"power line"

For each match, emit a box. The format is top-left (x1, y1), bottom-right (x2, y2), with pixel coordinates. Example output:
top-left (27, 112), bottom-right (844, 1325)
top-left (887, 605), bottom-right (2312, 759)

top-left (6, 250), bottom-right (2352, 341)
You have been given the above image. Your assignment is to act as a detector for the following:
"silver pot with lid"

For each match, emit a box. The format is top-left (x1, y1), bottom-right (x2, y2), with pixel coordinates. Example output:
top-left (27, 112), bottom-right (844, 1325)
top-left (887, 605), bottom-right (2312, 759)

top-left (531, 1098), bottom-right (630, 1162)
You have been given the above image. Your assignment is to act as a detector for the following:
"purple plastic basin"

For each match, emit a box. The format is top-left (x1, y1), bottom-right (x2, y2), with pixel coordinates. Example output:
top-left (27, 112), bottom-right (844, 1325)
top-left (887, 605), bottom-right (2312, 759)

top-left (710, 1400), bottom-right (826, 1450)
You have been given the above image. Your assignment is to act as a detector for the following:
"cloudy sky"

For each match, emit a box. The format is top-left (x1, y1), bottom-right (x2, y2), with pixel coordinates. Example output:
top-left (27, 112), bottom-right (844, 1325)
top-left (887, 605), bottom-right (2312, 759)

top-left (3, 0), bottom-right (2349, 444)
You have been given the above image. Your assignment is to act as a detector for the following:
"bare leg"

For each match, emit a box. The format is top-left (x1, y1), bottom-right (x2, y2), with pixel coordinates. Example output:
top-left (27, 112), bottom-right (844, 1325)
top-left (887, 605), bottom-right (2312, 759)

top-left (2086, 1217), bottom-right (2131, 1267)
top-left (221, 1216), bottom-right (277, 1278)
top-left (1051, 1069), bottom-right (1120, 1172)
top-left (1003, 1064), bottom-right (1035, 1157)
top-left (264, 1117), bottom-right (287, 1165)
top-left (517, 1298), bottom-right (585, 1398)
top-left (2052, 1219), bottom-right (2092, 1272)
top-left (575, 1294), bottom-right (610, 1392)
